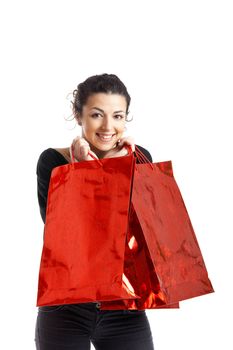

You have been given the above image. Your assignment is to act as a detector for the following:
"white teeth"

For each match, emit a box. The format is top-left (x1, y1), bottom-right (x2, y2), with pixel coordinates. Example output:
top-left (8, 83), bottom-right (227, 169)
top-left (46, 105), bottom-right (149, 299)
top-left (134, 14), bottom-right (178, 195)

top-left (97, 133), bottom-right (114, 141)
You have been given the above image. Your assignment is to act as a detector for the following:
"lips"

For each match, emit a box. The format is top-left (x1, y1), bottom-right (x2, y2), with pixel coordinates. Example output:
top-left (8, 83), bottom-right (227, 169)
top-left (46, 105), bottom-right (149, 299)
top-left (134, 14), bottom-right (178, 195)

top-left (96, 133), bottom-right (115, 142)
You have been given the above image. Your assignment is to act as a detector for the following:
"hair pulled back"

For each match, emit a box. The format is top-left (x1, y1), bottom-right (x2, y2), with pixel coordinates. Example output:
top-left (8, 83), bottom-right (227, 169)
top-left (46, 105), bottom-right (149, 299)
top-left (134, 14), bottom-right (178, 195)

top-left (71, 73), bottom-right (132, 120)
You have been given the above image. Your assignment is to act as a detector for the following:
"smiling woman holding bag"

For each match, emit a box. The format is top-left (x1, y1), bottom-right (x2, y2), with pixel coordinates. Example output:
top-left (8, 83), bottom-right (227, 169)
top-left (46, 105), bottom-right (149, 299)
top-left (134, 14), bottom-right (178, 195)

top-left (34, 73), bottom-right (155, 350)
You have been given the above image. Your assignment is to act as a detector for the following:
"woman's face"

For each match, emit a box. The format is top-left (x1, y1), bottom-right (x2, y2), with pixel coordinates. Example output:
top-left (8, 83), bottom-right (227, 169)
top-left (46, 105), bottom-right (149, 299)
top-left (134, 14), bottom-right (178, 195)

top-left (76, 93), bottom-right (127, 158)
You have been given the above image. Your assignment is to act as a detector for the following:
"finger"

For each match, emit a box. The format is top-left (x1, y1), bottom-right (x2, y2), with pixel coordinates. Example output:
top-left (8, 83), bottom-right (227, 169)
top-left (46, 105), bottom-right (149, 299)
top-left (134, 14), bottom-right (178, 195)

top-left (80, 144), bottom-right (90, 153)
top-left (69, 146), bottom-right (79, 162)
top-left (77, 146), bottom-right (89, 159)
top-left (118, 136), bottom-right (134, 145)
top-left (72, 136), bottom-right (82, 145)
top-left (74, 140), bottom-right (89, 154)
top-left (118, 137), bottom-right (135, 152)
top-left (73, 136), bottom-right (89, 148)
top-left (74, 139), bottom-right (88, 146)
top-left (125, 141), bottom-right (135, 152)
top-left (123, 143), bottom-right (135, 152)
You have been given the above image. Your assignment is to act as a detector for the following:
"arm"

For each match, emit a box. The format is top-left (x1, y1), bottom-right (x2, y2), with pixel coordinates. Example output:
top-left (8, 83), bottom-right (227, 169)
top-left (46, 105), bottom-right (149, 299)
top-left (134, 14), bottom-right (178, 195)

top-left (36, 149), bottom-right (67, 223)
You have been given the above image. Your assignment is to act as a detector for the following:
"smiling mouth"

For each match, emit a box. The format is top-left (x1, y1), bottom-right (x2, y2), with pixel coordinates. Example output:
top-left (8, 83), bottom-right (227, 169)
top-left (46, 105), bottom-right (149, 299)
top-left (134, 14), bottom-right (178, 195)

top-left (96, 133), bottom-right (116, 142)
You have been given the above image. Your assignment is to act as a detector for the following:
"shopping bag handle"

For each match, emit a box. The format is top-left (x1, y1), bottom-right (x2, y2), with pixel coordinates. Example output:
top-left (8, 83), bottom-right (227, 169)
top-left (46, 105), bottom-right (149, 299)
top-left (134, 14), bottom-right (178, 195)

top-left (70, 143), bottom-right (133, 164)
top-left (134, 146), bottom-right (154, 170)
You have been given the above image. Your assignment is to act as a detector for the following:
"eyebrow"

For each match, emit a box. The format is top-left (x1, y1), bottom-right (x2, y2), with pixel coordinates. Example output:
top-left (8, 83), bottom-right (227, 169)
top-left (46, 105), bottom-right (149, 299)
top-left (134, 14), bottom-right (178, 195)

top-left (91, 107), bottom-right (125, 114)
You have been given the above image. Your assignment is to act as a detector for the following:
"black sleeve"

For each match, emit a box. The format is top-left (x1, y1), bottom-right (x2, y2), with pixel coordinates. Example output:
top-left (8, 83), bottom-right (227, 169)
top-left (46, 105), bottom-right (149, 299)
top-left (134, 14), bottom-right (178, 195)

top-left (135, 144), bottom-right (153, 163)
top-left (36, 148), bottom-right (67, 224)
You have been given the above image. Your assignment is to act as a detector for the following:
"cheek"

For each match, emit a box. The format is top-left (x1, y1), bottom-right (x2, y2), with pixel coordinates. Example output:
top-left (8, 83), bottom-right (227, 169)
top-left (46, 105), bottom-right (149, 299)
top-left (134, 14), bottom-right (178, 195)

top-left (82, 124), bottom-right (96, 135)
top-left (117, 128), bottom-right (125, 137)
top-left (116, 123), bottom-right (125, 133)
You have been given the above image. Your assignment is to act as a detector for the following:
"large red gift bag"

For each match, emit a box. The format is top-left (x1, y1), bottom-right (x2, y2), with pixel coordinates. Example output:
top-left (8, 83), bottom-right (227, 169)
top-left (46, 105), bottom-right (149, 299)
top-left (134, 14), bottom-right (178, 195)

top-left (131, 146), bottom-right (214, 306)
top-left (36, 145), bottom-right (142, 307)
top-left (100, 148), bottom-right (180, 311)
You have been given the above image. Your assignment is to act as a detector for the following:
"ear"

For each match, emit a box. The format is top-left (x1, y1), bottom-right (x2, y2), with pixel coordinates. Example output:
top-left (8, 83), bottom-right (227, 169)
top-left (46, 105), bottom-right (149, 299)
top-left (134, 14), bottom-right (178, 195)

top-left (75, 115), bottom-right (82, 126)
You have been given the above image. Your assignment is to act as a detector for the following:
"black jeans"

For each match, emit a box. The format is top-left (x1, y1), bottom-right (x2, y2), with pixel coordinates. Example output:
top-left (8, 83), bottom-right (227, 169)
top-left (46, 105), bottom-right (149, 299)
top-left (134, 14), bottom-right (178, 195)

top-left (35, 302), bottom-right (155, 349)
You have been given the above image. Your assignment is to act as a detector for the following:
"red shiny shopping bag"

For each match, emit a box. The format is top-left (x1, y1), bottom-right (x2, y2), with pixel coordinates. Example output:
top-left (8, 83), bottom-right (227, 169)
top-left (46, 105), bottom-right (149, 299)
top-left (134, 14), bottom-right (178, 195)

top-left (131, 146), bottom-right (215, 305)
top-left (100, 201), bottom-right (180, 310)
top-left (36, 145), bottom-right (142, 307)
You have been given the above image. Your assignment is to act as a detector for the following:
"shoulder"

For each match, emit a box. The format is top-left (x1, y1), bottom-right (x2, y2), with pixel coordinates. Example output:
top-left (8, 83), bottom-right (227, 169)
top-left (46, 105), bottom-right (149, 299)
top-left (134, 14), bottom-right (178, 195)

top-left (36, 148), bottom-right (68, 177)
top-left (135, 144), bottom-right (153, 163)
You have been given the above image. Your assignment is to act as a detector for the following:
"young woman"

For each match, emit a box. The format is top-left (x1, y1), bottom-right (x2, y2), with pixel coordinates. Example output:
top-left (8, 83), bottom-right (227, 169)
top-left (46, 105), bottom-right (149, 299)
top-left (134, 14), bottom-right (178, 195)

top-left (35, 73), bottom-right (155, 350)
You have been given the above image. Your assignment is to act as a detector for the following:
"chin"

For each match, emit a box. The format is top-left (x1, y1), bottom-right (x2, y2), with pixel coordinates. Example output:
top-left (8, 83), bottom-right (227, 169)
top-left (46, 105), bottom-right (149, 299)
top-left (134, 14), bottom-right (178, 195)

top-left (94, 140), bottom-right (118, 149)
top-left (95, 143), bottom-right (115, 151)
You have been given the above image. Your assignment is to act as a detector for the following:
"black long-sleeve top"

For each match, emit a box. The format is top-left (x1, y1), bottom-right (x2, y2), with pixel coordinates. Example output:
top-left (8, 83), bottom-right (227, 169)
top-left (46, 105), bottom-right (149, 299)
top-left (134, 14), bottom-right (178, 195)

top-left (36, 145), bottom-right (153, 224)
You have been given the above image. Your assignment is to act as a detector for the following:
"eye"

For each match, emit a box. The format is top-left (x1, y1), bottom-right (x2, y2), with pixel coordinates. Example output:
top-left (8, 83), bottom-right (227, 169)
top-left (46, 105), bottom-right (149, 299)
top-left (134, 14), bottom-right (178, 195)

top-left (91, 113), bottom-right (102, 118)
top-left (114, 115), bottom-right (125, 120)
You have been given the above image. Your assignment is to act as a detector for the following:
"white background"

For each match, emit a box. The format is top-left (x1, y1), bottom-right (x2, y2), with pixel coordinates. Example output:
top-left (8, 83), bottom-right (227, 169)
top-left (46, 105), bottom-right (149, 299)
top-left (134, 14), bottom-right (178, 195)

top-left (0, 0), bottom-right (232, 349)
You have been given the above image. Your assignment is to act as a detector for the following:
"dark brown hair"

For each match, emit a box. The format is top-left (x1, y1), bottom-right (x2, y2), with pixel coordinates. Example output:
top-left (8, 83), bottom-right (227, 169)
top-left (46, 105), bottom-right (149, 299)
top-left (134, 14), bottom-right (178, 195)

top-left (71, 73), bottom-right (132, 120)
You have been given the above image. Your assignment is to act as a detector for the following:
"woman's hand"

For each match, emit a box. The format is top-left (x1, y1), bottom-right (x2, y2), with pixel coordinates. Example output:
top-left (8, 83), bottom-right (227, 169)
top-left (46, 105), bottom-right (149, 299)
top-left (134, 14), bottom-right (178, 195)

top-left (69, 136), bottom-right (99, 162)
top-left (103, 136), bottom-right (135, 159)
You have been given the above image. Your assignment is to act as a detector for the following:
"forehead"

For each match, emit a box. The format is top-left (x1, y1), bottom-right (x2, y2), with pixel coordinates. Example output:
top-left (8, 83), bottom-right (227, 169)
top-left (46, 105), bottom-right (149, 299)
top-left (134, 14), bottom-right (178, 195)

top-left (84, 93), bottom-right (127, 111)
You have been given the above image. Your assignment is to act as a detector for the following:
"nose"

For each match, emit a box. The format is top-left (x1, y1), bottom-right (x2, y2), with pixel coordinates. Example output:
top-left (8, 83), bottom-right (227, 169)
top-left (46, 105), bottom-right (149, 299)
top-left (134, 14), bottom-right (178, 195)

top-left (100, 116), bottom-right (114, 131)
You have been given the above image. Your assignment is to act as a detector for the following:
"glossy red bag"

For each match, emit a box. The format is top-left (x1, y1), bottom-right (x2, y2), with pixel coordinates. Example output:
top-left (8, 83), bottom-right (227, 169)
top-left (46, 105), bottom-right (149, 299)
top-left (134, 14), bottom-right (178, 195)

top-left (37, 145), bottom-right (140, 308)
top-left (131, 147), bottom-right (214, 305)
top-left (100, 148), bottom-right (180, 311)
